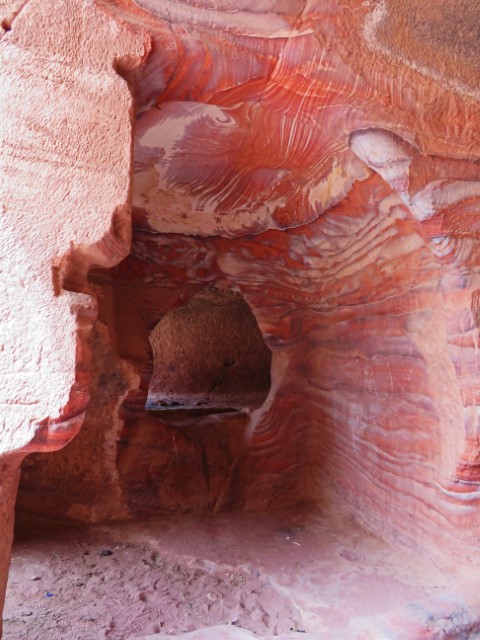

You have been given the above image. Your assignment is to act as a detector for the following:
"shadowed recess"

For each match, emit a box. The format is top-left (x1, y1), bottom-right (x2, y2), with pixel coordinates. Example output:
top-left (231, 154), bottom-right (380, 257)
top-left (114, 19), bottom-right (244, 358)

top-left (146, 288), bottom-right (272, 412)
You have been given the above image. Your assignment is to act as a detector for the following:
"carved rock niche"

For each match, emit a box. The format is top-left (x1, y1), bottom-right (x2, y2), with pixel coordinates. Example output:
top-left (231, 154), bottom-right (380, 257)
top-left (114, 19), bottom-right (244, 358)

top-left (146, 289), bottom-right (272, 413)
top-left (3, 1), bottom-right (480, 639)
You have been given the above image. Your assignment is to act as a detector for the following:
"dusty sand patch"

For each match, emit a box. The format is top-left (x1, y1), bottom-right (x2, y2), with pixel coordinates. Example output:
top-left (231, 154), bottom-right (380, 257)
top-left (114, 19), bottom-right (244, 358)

top-left (4, 509), bottom-right (450, 639)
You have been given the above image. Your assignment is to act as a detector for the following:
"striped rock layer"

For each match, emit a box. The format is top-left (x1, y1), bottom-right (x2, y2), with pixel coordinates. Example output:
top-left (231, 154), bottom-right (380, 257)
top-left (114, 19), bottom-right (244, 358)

top-left (2, 0), bottom-right (480, 633)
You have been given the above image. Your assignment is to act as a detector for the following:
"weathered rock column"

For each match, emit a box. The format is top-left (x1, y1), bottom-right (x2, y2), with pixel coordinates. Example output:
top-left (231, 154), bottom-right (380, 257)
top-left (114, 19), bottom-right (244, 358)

top-left (0, 457), bottom-right (21, 638)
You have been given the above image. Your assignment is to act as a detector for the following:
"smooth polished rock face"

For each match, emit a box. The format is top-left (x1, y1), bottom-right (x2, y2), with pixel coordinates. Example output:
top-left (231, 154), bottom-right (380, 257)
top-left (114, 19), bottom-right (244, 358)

top-left (3, 0), bottom-right (480, 636)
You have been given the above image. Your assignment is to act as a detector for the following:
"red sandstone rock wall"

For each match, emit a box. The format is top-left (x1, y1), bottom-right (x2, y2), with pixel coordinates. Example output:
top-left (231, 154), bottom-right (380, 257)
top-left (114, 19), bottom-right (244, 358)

top-left (0, 0), bottom-right (147, 630)
top-left (2, 0), bottom-right (480, 612)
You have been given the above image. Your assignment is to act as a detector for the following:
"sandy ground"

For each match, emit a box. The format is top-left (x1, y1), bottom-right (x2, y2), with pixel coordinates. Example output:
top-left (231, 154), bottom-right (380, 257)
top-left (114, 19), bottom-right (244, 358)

top-left (3, 508), bottom-right (456, 639)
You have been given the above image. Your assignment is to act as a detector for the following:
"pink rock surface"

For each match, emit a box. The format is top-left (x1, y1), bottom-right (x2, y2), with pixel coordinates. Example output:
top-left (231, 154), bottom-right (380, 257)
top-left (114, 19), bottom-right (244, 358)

top-left (3, 0), bottom-right (480, 637)
top-left (135, 627), bottom-right (324, 640)
top-left (0, 0), bottom-right (147, 630)
top-left (5, 510), bottom-right (464, 639)
top-left (15, 0), bottom-right (480, 560)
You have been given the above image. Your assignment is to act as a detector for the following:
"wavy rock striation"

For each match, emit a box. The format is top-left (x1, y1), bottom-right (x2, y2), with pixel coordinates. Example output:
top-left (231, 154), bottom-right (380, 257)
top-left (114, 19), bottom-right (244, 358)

top-left (2, 0), bottom-right (480, 637)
